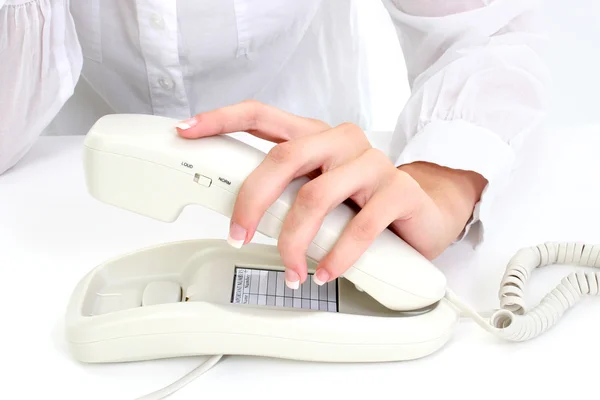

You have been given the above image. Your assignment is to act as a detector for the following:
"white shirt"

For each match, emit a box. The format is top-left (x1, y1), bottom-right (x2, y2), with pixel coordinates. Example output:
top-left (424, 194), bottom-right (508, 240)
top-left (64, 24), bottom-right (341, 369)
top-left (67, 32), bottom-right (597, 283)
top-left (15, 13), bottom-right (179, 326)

top-left (0, 0), bottom-right (549, 241)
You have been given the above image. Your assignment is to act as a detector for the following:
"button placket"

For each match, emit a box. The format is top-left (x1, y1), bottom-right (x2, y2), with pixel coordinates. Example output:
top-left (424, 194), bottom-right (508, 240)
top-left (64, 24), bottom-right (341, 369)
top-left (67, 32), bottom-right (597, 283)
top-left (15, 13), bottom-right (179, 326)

top-left (136, 0), bottom-right (190, 118)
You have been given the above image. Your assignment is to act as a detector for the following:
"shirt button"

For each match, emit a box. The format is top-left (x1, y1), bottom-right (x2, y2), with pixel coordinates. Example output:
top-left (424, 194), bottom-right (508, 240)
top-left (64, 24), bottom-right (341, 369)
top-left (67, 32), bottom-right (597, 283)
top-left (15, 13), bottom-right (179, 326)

top-left (158, 77), bottom-right (174, 90)
top-left (151, 14), bottom-right (165, 29)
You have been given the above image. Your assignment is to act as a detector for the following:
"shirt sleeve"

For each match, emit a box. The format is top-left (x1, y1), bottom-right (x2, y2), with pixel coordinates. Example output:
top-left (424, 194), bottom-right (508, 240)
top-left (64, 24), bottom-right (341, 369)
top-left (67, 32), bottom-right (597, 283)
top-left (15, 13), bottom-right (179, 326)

top-left (0, 0), bottom-right (82, 175)
top-left (381, 0), bottom-right (551, 243)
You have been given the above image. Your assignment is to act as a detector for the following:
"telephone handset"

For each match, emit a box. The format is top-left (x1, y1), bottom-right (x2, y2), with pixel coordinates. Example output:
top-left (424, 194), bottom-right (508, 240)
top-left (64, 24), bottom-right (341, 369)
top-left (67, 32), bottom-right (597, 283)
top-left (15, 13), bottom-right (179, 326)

top-left (65, 114), bottom-right (600, 399)
top-left (81, 113), bottom-right (446, 311)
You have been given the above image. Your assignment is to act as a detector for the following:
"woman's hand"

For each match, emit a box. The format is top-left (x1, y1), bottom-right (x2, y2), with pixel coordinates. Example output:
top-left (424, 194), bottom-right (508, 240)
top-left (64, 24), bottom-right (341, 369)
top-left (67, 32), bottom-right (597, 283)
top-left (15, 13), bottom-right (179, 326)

top-left (176, 101), bottom-right (486, 289)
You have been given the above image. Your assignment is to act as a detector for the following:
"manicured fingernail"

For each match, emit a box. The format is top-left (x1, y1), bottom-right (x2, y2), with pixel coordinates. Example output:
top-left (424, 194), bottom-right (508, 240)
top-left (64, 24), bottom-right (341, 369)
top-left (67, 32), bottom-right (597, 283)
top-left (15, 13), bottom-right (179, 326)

top-left (313, 269), bottom-right (329, 286)
top-left (285, 269), bottom-right (300, 290)
top-left (175, 118), bottom-right (197, 130)
top-left (227, 222), bottom-right (246, 249)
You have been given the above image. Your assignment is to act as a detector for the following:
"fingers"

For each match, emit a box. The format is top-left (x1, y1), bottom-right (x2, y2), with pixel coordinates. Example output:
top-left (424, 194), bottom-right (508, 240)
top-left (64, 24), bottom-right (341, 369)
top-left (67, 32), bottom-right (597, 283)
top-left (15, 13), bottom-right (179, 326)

top-left (176, 100), bottom-right (330, 142)
top-left (276, 148), bottom-right (392, 287)
top-left (314, 170), bottom-right (427, 284)
top-left (228, 123), bottom-right (371, 249)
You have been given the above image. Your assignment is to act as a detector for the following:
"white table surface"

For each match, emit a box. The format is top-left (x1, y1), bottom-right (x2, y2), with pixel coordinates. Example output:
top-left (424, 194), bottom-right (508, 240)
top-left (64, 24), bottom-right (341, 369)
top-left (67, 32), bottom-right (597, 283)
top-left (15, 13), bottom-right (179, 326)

top-left (2, 124), bottom-right (600, 400)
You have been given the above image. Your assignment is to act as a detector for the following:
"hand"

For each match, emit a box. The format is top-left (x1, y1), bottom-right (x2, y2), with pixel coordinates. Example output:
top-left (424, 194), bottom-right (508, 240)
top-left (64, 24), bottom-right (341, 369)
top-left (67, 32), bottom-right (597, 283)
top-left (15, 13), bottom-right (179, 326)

top-left (176, 101), bottom-right (486, 289)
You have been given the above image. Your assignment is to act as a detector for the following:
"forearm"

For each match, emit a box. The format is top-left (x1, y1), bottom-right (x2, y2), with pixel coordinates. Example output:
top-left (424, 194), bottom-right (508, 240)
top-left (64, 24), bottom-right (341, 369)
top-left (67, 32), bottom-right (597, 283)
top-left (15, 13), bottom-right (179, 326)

top-left (398, 162), bottom-right (487, 239)
top-left (382, 0), bottom-right (550, 242)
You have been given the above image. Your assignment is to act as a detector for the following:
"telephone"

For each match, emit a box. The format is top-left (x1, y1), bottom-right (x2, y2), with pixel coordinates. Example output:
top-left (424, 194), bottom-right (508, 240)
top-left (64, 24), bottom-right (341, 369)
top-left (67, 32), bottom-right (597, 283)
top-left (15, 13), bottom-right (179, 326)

top-left (65, 114), bottom-right (600, 399)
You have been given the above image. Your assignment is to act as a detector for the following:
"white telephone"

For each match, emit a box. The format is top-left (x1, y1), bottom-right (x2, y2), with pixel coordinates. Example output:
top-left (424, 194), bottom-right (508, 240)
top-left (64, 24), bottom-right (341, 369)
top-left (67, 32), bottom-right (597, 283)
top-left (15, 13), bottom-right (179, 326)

top-left (65, 114), bottom-right (600, 399)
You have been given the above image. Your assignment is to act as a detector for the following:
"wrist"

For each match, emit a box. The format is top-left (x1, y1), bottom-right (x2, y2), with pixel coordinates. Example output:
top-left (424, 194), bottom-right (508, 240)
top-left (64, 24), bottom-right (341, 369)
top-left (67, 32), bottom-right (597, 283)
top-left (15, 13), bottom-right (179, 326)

top-left (398, 161), bottom-right (487, 233)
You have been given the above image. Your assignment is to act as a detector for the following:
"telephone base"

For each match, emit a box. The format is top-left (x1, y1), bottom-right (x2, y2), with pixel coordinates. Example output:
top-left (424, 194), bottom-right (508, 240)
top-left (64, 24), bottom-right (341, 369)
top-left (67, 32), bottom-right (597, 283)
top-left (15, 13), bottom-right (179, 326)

top-left (65, 239), bottom-right (459, 364)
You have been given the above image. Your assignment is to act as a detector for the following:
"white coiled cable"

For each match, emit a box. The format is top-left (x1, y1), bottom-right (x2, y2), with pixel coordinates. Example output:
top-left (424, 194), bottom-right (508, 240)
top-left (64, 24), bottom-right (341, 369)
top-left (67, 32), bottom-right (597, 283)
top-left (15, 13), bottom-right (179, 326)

top-left (446, 241), bottom-right (600, 341)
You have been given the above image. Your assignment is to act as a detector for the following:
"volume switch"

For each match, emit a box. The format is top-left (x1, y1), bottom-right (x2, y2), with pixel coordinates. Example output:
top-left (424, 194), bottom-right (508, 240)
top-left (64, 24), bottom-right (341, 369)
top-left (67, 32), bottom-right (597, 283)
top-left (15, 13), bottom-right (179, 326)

top-left (194, 173), bottom-right (212, 187)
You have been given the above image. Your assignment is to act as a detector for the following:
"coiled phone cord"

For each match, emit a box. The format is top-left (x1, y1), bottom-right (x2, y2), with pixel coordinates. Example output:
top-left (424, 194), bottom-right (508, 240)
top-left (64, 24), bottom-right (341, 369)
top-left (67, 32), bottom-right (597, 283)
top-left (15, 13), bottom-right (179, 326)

top-left (447, 241), bottom-right (600, 341)
top-left (137, 241), bottom-right (600, 399)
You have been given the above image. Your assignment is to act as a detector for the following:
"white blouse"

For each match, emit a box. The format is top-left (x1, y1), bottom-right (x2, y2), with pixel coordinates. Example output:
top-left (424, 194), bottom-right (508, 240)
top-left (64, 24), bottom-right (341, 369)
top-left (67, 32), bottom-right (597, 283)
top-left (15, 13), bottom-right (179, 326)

top-left (0, 0), bottom-right (549, 242)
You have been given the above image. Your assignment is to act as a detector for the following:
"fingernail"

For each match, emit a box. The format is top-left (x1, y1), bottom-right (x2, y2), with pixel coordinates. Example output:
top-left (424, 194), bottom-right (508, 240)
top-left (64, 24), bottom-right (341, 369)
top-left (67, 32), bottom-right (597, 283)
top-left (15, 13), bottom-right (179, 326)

top-left (313, 269), bottom-right (329, 286)
top-left (227, 222), bottom-right (246, 249)
top-left (285, 269), bottom-right (300, 290)
top-left (175, 117), bottom-right (197, 130)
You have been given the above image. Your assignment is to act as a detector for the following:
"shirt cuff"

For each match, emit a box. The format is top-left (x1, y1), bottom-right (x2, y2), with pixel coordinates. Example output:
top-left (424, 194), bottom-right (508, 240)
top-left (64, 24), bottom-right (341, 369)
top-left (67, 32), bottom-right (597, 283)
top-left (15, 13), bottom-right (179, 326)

top-left (393, 119), bottom-right (516, 244)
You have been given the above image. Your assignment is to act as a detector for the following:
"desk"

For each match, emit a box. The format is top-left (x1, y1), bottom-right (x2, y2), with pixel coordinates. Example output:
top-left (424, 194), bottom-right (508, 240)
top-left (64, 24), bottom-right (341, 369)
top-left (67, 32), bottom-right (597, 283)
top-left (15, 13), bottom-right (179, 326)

top-left (2, 125), bottom-right (600, 399)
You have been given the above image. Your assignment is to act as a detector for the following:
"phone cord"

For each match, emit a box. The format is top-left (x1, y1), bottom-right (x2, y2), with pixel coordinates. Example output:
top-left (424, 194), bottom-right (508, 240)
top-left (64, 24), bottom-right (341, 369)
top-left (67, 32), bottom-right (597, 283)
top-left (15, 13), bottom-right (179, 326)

top-left (136, 241), bottom-right (600, 398)
top-left (135, 354), bottom-right (223, 400)
top-left (446, 241), bottom-right (600, 341)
